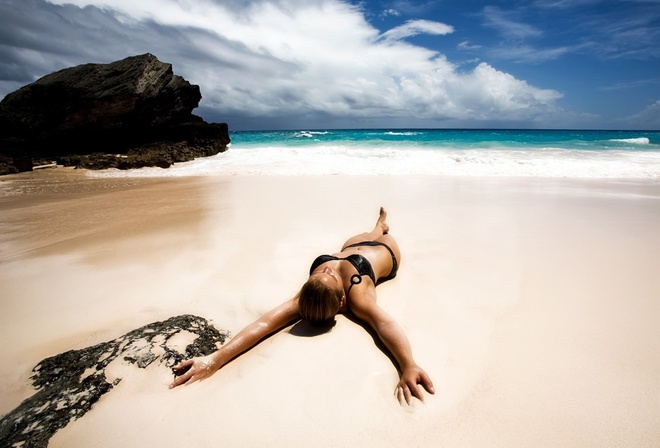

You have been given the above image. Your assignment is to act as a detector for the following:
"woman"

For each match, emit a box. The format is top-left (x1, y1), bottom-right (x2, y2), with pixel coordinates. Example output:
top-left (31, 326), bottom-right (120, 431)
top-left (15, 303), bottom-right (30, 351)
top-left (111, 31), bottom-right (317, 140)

top-left (170, 208), bottom-right (434, 404)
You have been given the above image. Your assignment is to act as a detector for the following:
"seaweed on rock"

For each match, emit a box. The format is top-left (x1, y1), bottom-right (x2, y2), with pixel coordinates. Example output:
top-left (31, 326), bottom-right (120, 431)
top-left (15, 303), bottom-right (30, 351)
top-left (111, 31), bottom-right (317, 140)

top-left (0, 315), bottom-right (229, 448)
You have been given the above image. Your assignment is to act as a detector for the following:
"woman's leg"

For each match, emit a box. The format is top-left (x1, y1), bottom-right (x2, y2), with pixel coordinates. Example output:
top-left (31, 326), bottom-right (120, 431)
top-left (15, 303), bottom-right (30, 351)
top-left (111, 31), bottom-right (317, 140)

top-left (374, 233), bottom-right (401, 271)
top-left (341, 207), bottom-right (389, 250)
top-left (341, 208), bottom-right (402, 279)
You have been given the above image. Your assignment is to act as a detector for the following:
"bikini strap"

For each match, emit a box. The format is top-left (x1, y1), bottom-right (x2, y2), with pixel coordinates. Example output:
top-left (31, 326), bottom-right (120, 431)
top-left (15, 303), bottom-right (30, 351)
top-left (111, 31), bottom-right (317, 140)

top-left (346, 274), bottom-right (362, 296)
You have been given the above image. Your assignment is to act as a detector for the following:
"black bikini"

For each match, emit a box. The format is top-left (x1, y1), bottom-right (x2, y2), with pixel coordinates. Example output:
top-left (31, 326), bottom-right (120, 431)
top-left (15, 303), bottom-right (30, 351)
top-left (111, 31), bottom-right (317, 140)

top-left (309, 241), bottom-right (399, 295)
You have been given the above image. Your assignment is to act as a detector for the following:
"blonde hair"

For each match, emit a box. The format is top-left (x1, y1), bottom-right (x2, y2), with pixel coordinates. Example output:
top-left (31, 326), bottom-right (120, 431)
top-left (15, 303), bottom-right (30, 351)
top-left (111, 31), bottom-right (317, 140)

top-left (298, 277), bottom-right (342, 324)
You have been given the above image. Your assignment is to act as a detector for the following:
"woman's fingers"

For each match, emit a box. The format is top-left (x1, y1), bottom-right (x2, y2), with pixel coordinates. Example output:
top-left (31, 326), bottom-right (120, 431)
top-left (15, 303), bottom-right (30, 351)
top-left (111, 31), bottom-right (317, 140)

top-left (409, 383), bottom-right (424, 402)
top-left (395, 385), bottom-right (407, 405)
top-left (169, 370), bottom-right (193, 388)
top-left (395, 384), bottom-right (413, 405)
top-left (403, 385), bottom-right (412, 404)
top-left (172, 359), bottom-right (193, 373)
top-left (419, 371), bottom-right (435, 395)
top-left (395, 367), bottom-right (435, 405)
top-left (170, 359), bottom-right (198, 388)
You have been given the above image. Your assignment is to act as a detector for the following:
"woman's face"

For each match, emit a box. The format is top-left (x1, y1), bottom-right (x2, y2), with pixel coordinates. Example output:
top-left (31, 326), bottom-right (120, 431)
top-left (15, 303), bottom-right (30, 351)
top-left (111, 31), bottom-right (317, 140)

top-left (311, 266), bottom-right (344, 298)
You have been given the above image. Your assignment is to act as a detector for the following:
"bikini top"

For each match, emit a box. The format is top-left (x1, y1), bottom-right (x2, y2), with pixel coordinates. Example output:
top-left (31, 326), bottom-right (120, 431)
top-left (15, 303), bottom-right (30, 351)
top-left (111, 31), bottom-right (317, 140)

top-left (309, 253), bottom-right (376, 293)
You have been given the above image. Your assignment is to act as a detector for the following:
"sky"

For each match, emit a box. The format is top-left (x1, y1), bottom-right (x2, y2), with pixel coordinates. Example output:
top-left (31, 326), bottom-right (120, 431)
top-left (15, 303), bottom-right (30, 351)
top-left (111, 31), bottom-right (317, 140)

top-left (0, 0), bottom-right (659, 130)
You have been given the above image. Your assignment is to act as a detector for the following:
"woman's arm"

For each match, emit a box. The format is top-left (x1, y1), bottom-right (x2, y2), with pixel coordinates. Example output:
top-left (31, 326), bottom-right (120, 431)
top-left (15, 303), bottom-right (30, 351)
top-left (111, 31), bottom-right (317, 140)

top-left (169, 298), bottom-right (300, 388)
top-left (348, 291), bottom-right (435, 404)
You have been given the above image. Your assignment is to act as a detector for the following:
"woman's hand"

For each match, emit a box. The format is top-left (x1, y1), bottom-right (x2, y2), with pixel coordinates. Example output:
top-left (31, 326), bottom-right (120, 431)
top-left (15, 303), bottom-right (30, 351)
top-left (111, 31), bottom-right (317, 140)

top-left (395, 364), bottom-right (435, 405)
top-left (169, 354), bottom-right (220, 389)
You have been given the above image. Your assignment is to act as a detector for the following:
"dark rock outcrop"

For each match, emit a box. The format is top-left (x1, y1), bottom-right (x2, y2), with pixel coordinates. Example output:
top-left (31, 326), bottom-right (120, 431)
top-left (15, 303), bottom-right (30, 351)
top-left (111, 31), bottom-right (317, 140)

top-left (0, 315), bottom-right (230, 448)
top-left (0, 54), bottom-right (230, 174)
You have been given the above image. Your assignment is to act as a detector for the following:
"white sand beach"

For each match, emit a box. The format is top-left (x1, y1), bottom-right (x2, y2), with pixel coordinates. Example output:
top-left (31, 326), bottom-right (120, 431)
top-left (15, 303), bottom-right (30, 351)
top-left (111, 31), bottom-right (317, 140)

top-left (1, 169), bottom-right (660, 447)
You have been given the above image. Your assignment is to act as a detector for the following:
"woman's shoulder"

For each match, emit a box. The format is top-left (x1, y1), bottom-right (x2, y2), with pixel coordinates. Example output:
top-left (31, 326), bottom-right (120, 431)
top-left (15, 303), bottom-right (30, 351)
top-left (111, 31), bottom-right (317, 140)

top-left (346, 285), bottom-right (379, 318)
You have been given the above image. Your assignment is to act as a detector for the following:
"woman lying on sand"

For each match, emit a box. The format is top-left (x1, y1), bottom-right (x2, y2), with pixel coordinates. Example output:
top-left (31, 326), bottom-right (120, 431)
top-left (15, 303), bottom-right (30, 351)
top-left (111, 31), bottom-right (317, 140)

top-left (170, 208), bottom-right (434, 404)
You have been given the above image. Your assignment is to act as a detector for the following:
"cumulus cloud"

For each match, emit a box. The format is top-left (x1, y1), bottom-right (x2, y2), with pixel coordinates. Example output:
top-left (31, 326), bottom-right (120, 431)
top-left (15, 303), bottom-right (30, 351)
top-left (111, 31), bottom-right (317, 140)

top-left (1, 0), bottom-right (564, 129)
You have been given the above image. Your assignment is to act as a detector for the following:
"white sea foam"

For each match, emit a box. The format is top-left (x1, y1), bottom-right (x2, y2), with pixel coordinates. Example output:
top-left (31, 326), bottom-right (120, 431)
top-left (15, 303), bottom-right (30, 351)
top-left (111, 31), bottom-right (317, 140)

top-left (87, 144), bottom-right (660, 179)
top-left (292, 131), bottom-right (330, 138)
top-left (610, 137), bottom-right (650, 144)
top-left (383, 131), bottom-right (421, 136)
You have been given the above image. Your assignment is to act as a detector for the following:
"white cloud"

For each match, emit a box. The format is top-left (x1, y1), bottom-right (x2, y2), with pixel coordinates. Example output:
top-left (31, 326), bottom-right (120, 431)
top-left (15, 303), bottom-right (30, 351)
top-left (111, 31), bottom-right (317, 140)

top-left (600, 78), bottom-right (660, 91)
top-left (458, 40), bottom-right (482, 50)
top-left (380, 19), bottom-right (454, 41)
top-left (481, 6), bottom-right (542, 39)
top-left (489, 44), bottom-right (574, 63)
top-left (533, 0), bottom-right (600, 9)
top-left (30, 0), bottom-right (562, 128)
top-left (625, 100), bottom-right (660, 127)
top-left (437, 63), bottom-right (563, 120)
top-left (380, 8), bottom-right (400, 18)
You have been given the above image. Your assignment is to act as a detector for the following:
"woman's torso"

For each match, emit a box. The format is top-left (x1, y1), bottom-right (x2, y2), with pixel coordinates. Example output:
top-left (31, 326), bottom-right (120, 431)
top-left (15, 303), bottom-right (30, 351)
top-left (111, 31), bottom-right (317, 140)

top-left (310, 242), bottom-right (399, 302)
top-left (334, 245), bottom-right (394, 283)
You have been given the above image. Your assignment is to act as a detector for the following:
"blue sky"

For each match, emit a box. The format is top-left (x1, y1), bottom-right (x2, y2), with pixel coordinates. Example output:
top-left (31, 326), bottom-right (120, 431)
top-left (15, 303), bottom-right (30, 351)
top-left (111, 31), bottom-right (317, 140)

top-left (1, 0), bottom-right (659, 130)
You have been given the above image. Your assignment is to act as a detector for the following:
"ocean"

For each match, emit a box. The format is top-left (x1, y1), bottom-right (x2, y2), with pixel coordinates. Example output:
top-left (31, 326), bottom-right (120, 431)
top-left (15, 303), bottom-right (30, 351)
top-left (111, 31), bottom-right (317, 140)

top-left (91, 129), bottom-right (660, 178)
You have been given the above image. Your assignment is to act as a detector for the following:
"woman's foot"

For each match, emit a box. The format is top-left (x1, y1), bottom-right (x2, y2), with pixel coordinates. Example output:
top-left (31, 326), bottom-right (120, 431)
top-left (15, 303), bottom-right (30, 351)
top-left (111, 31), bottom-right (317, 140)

top-left (377, 207), bottom-right (389, 234)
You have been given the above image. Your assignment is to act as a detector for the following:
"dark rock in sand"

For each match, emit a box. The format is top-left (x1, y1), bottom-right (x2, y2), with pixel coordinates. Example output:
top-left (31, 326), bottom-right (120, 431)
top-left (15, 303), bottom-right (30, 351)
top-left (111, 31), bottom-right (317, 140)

top-left (0, 315), bottom-right (230, 448)
top-left (0, 54), bottom-right (230, 174)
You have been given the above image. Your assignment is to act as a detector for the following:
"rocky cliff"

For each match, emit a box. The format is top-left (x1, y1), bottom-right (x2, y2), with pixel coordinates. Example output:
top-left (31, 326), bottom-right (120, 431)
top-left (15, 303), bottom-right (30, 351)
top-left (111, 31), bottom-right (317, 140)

top-left (0, 54), bottom-right (230, 174)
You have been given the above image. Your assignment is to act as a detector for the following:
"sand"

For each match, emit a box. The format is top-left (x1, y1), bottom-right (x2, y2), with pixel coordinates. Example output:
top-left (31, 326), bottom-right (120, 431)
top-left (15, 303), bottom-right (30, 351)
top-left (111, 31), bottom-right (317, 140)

top-left (1, 168), bottom-right (659, 447)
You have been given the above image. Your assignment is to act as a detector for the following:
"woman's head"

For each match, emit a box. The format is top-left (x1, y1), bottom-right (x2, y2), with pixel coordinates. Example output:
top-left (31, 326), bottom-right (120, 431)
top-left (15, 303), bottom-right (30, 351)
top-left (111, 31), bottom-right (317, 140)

top-left (298, 275), bottom-right (343, 324)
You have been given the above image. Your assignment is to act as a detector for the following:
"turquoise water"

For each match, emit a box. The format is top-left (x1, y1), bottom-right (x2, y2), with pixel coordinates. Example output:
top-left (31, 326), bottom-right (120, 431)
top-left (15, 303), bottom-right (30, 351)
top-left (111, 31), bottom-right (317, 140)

top-left (231, 129), bottom-right (660, 151)
top-left (92, 129), bottom-right (660, 178)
